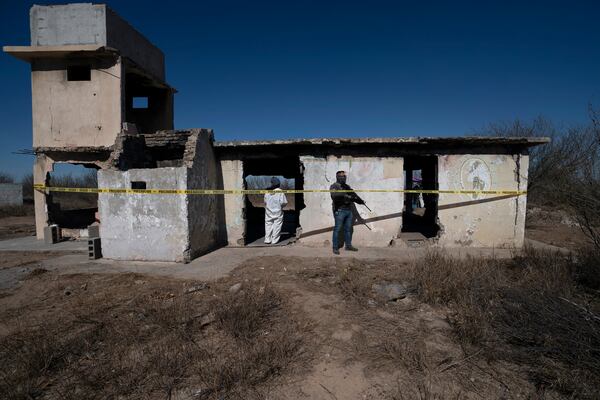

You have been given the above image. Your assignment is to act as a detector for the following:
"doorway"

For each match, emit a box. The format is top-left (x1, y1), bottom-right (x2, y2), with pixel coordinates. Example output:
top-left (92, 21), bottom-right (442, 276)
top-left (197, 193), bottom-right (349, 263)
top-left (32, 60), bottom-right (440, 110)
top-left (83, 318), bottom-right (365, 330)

top-left (47, 163), bottom-right (99, 233)
top-left (243, 157), bottom-right (304, 246)
top-left (402, 156), bottom-right (440, 238)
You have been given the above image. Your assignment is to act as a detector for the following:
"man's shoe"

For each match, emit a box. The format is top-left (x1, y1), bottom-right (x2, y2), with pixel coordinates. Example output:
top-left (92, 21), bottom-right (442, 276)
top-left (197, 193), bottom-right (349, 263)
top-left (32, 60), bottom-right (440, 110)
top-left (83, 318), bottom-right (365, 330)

top-left (345, 246), bottom-right (358, 251)
top-left (333, 248), bottom-right (340, 255)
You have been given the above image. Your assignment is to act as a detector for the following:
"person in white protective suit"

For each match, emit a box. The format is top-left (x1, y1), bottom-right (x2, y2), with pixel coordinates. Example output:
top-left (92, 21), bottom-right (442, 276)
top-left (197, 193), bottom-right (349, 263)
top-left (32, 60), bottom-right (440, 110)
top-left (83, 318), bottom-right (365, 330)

top-left (264, 177), bottom-right (288, 244)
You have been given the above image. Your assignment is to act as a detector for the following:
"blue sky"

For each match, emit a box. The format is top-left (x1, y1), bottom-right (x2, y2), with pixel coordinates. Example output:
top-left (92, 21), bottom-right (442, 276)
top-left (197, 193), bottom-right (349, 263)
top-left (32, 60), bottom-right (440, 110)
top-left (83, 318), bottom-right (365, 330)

top-left (1, 0), bottom-right (599, 178)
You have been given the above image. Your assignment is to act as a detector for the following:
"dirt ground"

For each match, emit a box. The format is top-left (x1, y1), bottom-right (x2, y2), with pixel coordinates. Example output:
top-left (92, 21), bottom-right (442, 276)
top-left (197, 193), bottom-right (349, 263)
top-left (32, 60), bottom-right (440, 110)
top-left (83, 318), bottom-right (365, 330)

top-left (0, 250), bottom-right (70, 270)
top-left (0, 254), bottom-right (548, 399)
top-left (525, 207), bottom-right (590, 250)
top-left (0, 205), bottom-right (595, 398)
top-left (0, 215), bottom-right (35, 240)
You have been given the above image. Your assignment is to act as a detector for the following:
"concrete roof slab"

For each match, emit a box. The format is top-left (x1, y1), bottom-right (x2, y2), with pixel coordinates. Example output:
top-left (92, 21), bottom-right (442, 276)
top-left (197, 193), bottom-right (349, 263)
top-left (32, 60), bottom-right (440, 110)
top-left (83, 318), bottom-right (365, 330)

top-left (213, 136), bottom-right (551, 148)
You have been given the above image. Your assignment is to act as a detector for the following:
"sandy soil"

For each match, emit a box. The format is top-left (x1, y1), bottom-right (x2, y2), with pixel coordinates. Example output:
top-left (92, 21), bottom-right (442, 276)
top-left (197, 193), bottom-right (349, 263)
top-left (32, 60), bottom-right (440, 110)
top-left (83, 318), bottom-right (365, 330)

top-left (0, 255), bottom-right (541, 399)
top-left (0, 250), bottom-right (68, 270)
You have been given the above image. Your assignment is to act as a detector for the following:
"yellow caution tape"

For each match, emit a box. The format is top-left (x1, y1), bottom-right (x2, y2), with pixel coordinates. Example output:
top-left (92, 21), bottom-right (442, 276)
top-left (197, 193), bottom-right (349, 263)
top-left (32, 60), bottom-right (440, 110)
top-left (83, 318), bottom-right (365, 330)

top-left (33, 184), bottom-right (526, 196)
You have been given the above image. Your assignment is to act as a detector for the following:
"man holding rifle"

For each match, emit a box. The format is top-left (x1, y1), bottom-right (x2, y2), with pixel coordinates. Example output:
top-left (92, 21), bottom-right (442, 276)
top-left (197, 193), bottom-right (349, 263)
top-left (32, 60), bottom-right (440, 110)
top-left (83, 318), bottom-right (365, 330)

top-left (330, 170), bottom-right (366, 255)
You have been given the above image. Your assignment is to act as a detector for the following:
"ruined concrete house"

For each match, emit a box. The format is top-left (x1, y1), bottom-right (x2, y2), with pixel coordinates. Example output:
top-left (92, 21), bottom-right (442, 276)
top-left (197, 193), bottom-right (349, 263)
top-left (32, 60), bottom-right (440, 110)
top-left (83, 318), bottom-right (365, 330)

top-left (5, 4), bottom-right (549, 262)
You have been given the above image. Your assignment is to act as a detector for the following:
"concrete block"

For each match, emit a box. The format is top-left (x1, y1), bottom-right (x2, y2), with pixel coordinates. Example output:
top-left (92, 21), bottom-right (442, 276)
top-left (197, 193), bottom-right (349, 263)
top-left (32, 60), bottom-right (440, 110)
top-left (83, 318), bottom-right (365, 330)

top-left (44, 225), bottom-right (61, 244)
top-left (88, 237), bottom-right (102, 259)
top-left (88, 225), bottom-right (100, 238)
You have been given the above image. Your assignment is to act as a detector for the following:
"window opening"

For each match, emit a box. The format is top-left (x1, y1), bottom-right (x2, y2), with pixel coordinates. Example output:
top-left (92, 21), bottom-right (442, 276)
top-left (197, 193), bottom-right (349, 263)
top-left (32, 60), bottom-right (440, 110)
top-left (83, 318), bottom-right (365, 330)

top-left (131, 181), bottom-right (147, 190)
top-left (132, 97), bottom-right (148, 109)
top-left (67, 65), bottom-right (91, 81)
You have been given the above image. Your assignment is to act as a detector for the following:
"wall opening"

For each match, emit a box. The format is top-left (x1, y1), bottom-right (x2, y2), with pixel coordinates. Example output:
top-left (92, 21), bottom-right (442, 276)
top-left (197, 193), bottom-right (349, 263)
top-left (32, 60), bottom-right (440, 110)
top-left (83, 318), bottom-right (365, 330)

top-left (131, 181), bottom-right (147, 190)
top-left (132, 97), bottom-right (148, 109)
top-left (46, 164), bottom-right (98, 235)
top-left (402, 156), bottom-right (440, 238)
top-left (124, 70), bottom-right (172, 134)
top-left (66, 65), bottom-right (91, 81)
top-left (242, 157), bottom-right (305, 246)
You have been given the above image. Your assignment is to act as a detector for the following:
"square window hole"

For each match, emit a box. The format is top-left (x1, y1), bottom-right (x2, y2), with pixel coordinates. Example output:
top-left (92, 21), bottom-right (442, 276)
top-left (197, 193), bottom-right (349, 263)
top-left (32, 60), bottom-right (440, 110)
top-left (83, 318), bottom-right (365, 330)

top-left (67, 65), bottom-right (91, 81)
top-left (132, 97), bottom-right (148, 109)
top-left (131, 181), bottom-right (147, 190)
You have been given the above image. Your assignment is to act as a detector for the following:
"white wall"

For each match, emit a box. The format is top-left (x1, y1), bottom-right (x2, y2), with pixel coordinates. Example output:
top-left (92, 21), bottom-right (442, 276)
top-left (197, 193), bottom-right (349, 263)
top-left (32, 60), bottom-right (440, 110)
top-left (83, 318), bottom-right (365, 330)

top-left (98, 167), bottom-right (189, 262)
top-left (299, 155), bottom-right (404, 247)
top-left (32, 58), bottom-right (122, 149)
top-left (437, 154), bottom-right (529, 247)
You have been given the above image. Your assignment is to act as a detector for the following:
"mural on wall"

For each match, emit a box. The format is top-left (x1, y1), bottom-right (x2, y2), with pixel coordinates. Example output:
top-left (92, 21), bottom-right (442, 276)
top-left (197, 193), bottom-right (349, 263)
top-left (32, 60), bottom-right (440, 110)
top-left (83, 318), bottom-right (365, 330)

top-left (460, 158), bottom-right (492, 200)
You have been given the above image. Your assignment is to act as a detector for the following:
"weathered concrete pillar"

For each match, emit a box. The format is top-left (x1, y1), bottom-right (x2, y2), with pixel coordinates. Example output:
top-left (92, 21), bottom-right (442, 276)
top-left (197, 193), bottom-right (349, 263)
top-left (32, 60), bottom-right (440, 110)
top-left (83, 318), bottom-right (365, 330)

top-left (220, 159), bottom-right (245, 246)
top-left (33, 154), bottom-right (54, 239)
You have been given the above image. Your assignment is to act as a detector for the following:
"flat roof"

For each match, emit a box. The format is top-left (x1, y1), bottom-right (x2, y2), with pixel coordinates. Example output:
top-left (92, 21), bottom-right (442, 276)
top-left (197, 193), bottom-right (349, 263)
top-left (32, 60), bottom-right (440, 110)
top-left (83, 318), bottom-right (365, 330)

top-left (214, 136), bottom-right (550, 148)
top-left (3, 45), bottom-right (117, 61)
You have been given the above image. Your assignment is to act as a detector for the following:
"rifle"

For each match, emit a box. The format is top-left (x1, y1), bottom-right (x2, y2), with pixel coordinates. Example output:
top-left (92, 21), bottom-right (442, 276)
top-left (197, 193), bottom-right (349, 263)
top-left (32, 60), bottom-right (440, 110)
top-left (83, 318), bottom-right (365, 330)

top-left (343, 185), bottom-right (372, 212)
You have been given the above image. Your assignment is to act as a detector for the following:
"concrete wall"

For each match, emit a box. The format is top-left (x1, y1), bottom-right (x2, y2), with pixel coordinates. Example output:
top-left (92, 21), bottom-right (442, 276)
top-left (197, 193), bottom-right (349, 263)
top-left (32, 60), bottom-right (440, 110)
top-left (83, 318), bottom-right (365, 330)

top-left (299, 156), bottom-right (404, 247)
top-left (437, 154), bottom-right (529, 247)
top-left (98, 167), bottom-right (189, 262)
top-left (31, 57), bottom-right (122, 148)
top-left (30, 4), bottom-right (107, 46)
top-left (106, 8), bottom-right (165, 80)
top-left (186, 131), bottom-right (227, 259)
top-left (220, 159), bottom-right (245, 245)
top-left (0, 184), bottom-right (23, 206)
top-left (30, 4), bottom-right (165, 80)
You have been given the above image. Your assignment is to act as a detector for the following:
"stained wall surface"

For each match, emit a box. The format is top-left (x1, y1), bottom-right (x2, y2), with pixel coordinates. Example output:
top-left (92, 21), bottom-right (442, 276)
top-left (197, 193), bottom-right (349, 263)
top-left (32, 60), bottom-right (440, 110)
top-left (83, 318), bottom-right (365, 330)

top-left (98, 167), bottom-right (189, 262)
top-left (437, 154), bottom-right (529, 247)
top-left (220, 159), bottom-right (245, 246)
top-left (30, 4), bottom-right (107, 46)
top-left (30, 4), bottom-right (165, 80)
top-left (299, 156), bottom-right (404, 247)
top-left (31, 57), bottom-right (122, 149)
top-left (186, 132), bottom-right (227, 259)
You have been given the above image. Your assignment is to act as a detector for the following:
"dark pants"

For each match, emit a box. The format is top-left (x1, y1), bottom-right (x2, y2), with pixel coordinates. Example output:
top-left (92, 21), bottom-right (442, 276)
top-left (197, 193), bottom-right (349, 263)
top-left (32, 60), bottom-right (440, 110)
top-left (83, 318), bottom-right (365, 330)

top-left (333, 208), bottom-right (353, 249)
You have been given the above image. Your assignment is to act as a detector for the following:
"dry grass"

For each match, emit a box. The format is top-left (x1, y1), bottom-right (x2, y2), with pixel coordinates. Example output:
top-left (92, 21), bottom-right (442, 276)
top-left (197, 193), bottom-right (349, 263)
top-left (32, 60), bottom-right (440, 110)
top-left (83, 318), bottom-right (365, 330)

top-left (0, 276), bottom-right (308, 400)
top-left (309, 248), bottom-right (600, 398)
top-left (406, 247), bottom-right (600, 398)
top-left (337, 264), bottom-right (373, 303)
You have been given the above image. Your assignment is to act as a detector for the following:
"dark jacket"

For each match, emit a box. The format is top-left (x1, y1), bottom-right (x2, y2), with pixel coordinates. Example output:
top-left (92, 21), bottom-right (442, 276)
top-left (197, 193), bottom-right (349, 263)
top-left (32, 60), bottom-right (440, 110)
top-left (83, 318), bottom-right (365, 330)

top-left (330, 182), bottom-right (364, 211)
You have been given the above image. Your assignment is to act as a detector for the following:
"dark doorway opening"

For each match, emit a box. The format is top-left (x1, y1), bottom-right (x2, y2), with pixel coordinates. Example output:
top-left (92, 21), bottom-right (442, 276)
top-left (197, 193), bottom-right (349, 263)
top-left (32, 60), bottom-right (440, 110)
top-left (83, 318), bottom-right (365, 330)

top-left (402, 156), bottom-right (440, 238)
top-left (243, 157), bottom-right (305, 246)
top-left (47, 164), bottom-right (99, 232)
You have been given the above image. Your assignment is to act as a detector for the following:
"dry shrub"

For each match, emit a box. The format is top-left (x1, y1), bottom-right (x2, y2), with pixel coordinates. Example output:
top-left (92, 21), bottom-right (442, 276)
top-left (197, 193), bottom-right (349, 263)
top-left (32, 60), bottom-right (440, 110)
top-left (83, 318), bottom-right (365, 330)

top-left (214, 284), bottom-right (280, 339)
top-left (574, 247), bottom-right (600, 291)
top-left (507, 246), bottom-right (576, 296)
top-left (0, 171), bottom-right (15, 183)
top-left (491, 289), bottom-right (600, 397)
top-left (337, 264), bottom-right (373, 303)
top-left (408, 252), bottom-right (504, 305)
top-left (407, 248), bottom-right (600, 398)
top-left (0, 279), bottom-right (307, 400)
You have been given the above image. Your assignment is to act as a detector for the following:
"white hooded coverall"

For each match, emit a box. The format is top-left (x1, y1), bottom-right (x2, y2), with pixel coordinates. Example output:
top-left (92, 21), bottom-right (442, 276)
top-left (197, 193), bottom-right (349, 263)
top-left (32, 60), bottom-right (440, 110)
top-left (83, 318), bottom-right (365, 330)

top-left (264, 188), bottom-right (288, 244)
